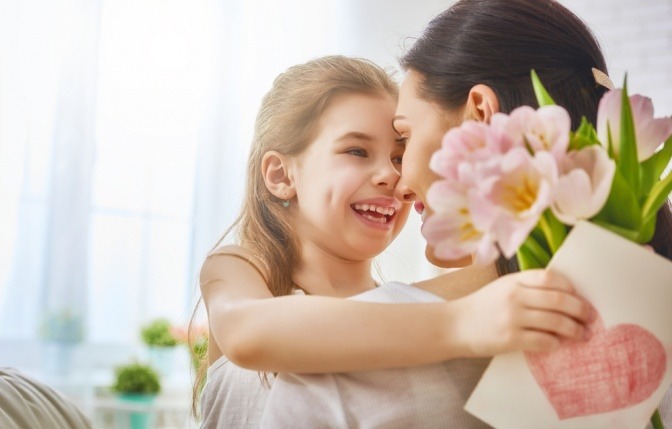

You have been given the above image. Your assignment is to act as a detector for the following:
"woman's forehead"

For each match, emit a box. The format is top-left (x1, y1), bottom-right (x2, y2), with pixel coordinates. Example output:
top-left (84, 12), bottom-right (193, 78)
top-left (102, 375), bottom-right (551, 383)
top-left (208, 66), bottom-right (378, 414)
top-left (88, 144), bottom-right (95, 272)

top-left (395, 72), bottom-right (423, 117)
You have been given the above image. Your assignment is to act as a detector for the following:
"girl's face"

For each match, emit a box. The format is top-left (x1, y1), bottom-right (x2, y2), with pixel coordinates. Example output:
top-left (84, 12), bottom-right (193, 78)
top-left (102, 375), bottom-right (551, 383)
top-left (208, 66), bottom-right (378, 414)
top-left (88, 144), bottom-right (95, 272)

top-left (393, 71), bottom-right (472, 267)
top-left (291, 92), bottom-right (410, 261)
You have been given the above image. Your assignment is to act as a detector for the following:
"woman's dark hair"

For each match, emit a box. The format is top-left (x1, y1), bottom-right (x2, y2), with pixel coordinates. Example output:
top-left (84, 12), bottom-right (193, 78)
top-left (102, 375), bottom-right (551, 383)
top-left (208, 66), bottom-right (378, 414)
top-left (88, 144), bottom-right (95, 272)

top-left (401, 0), bottom-right (608, 128)
top-left (401, 0), bottom-right (672, 273)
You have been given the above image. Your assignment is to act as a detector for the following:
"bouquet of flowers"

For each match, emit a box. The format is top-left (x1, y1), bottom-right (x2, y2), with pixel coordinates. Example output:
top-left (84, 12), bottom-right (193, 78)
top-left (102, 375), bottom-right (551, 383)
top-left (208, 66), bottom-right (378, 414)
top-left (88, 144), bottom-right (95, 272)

top-left (424, 71), bottom-right (672, 428)
top-left (423, 71), bottom-right (672, 270)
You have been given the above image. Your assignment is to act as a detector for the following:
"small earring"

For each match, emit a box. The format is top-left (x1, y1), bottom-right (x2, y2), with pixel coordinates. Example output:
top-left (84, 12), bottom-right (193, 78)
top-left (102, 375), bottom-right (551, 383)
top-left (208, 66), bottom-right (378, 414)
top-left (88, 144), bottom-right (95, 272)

top-left (282, 193), bottom-right (290, 208)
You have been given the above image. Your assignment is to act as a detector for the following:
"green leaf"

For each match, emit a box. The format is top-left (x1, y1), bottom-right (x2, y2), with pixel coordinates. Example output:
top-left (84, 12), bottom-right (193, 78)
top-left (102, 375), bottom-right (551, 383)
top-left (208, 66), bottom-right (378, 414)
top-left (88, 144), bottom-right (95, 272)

top-left (606, 123), bottom-right (617, 159)
top-left (639, 212), bottom-right (657, 243)
top-left (516, 247), bottom-right (535, 270)
top-left (575, 116), bottom-right (599, 141)
top-left (640, 135), bottom-right (672, 199)
top-left (641, 170), bottom-right (672, 223)
top-left (529, 226), bottom-right (550, 255)
top-left (590, 219), bottom-right (641, 242)
top-left (517, 233), bottom-right (551, 269)
top-left (531, 70), bottom-right (556, 107)
top-left (616, 78), bottom-right (640, 196)
top-left (651, 408), bottom-right (665, 429)
top-left (592, 168), bottom-right (641, 231)
top-left (516, 246), bottom-right (543, 270)
top-left (569, 117), bottom-right (600, 150)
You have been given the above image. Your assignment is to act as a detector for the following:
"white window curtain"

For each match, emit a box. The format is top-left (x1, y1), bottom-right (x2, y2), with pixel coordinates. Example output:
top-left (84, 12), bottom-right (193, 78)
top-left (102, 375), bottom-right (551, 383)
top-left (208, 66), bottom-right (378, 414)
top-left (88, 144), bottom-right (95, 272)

top-left (1, 0), bottom-right (102, 341)
top-left (0, 0), bottom-right (435, 357)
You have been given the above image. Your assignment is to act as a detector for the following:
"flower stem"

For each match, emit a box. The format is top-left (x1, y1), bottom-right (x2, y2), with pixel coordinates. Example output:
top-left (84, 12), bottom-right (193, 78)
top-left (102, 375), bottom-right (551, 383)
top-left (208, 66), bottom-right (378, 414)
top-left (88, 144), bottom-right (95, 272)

top-left (651, 408), bottom-right (665, 429)
top-left (538, 210), bottom-right (567, 254)
top-left (518, 234), bottom-right (551, 269)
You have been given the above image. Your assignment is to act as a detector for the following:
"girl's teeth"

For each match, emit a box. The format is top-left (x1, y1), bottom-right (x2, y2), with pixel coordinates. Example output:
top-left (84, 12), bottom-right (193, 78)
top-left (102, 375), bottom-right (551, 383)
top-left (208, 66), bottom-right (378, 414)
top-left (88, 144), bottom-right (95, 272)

top-left (363, 213), bottom-right (385, 223)
top-left (380, 207), bottom-right (394, 216)
top-left (421, 209), bottom-right (426, 222)
top-left (353, 204), bottom-right (395, 217)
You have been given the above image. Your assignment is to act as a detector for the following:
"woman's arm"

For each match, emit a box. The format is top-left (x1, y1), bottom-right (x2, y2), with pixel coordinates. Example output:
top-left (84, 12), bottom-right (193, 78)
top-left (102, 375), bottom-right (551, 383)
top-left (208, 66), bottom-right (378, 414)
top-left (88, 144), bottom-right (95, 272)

top-left (413, 263), bottom-right (499, 301)
top-left (202, 254), bottom-right (593, 374)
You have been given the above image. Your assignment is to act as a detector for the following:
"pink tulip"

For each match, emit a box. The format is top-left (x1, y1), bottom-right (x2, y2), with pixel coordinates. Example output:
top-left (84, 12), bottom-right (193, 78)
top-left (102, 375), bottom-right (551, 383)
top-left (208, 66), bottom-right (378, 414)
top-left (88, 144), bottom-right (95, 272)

top-left (551, 146), bottom-right (616, 225)
top-left (502, 105), bottom-right (571, 161)
top-left (597, 89), bottom-right (672, 161)
top-left (484, 148), bottom-right (558, 257)
top-left (423, 180), bottom-right (500, 264)
top-left (430, 120), bottom-right (510, 181)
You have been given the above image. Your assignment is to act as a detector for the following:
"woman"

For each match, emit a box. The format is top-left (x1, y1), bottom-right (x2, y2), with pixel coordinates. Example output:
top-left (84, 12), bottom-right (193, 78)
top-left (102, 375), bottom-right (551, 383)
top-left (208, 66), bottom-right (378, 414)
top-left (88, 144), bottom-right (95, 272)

top-left (260, 0), bottom-right (672, 427)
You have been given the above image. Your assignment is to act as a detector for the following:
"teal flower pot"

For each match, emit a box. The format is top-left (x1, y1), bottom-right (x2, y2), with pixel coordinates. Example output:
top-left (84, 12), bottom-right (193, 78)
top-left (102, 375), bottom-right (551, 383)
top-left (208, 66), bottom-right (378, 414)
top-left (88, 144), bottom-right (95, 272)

top-left (116, 394), bottom-right (156, 429)
top-left (147, 346), bottom-right (176, 376)
top-left (43, 341), bottom-right (75, 376)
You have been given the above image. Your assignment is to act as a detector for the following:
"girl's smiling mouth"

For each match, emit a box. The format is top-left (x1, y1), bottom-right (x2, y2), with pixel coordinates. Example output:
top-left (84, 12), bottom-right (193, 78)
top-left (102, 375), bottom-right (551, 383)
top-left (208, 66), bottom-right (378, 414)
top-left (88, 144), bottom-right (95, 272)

top-left (350, 199), bottom-right (400, 230)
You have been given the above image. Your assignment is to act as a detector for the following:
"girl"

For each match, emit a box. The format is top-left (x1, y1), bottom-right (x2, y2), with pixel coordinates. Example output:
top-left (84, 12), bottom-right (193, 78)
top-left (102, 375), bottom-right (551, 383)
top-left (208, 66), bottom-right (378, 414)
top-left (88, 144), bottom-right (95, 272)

top-left (197, 55), bottom-right (591, 428)
top-left (260, 0), bottom-right (672, 427)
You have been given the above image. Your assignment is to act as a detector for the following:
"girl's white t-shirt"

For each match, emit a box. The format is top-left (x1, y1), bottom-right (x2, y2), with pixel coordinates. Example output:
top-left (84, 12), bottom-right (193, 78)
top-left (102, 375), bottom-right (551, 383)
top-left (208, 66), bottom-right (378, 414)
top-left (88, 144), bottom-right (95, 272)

top-left (260, 281), bottom-right (492, 428)
top-left (200, 354), bottom-right (271, 428)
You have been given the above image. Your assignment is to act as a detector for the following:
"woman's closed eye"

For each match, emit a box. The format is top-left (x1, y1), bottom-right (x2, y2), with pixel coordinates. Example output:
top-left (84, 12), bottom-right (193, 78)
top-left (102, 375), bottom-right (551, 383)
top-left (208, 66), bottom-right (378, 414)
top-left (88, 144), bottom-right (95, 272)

top-left (395, 136), bottom-right (408, 145)
top-left (392, 136), bottom-right (407, 165)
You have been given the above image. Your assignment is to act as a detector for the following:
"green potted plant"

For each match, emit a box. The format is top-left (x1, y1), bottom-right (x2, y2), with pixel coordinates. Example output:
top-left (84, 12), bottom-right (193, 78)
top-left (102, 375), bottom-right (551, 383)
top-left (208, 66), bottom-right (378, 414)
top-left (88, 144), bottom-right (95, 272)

top-left (140, 318), bottom-right (178, 375)
top-left (111, 361), bottom-right (161, 429)
top-left (41, 309), bottom-right (84, 344)
top-left (40, 309), bottom-right (84, 376)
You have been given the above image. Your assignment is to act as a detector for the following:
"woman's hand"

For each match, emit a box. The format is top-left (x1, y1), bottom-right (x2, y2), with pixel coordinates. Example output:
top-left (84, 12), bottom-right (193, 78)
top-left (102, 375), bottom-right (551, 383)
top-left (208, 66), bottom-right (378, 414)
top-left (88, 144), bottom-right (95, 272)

top-left (451, 269), bottom-right (594, 357)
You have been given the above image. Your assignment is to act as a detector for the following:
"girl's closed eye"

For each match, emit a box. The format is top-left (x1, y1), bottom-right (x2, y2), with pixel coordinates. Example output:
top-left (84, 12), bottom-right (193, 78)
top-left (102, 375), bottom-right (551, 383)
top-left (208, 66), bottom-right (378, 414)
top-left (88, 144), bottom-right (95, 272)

top-left (346, 148), bottom-right (368, 157)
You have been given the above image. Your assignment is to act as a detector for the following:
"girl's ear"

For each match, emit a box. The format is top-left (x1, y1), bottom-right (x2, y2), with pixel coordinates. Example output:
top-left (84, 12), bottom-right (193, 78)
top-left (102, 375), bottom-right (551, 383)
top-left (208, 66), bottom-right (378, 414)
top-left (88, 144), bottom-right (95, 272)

top-left (464, 84), bottom-right (500, 123)
top-left (261, 151), bottom-right (295, 200)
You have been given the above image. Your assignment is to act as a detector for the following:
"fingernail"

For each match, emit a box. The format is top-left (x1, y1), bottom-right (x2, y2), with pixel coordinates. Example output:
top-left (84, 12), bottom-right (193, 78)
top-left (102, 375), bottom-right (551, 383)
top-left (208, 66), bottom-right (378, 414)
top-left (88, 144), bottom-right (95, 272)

top-left (588, 306), bottom-right (597, 321)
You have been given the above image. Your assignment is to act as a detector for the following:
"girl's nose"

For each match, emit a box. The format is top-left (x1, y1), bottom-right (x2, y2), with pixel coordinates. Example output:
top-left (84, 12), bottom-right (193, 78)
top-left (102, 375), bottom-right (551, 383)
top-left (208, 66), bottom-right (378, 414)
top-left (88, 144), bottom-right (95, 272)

top-left (374, 162), bottom-right (401, 190)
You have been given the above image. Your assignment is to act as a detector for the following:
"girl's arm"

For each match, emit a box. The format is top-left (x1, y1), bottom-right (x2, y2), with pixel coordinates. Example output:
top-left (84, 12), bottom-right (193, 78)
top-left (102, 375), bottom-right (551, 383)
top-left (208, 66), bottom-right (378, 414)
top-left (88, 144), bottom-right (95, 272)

top-left (202, 254), bottom-right (593, 374)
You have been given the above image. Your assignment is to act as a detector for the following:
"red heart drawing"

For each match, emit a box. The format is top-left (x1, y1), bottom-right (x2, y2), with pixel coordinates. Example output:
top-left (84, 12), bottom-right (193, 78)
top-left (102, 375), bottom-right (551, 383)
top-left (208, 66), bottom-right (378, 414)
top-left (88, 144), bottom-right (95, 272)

top-left (525, 313), bottom-right (667, 420)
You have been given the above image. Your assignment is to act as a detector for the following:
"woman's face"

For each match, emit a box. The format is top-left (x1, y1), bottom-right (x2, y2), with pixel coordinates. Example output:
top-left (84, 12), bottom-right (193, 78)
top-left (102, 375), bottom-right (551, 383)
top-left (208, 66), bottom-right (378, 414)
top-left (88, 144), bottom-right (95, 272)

top-left (393, 70), bottom-right (472, 268)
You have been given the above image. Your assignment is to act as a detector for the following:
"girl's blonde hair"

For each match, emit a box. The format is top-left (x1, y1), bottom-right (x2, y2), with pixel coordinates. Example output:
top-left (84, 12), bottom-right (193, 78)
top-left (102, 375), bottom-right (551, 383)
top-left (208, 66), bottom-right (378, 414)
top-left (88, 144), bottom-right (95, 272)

top-left (231, 55), bottom-right (397, 296)
top-left (191, 55), bottom-right (398, 417)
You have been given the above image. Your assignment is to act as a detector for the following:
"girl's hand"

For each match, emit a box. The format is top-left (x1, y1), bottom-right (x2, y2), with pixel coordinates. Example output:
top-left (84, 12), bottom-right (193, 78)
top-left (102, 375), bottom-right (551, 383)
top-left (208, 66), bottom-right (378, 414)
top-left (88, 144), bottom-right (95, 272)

top-left (452, 269), bottom-right (594, 357)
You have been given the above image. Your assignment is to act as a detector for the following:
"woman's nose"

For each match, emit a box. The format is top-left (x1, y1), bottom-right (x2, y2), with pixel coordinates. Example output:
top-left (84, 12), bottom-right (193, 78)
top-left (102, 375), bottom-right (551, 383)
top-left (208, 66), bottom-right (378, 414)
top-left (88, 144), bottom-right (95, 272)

top-left (394, 177), bottom-right (415, 202)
